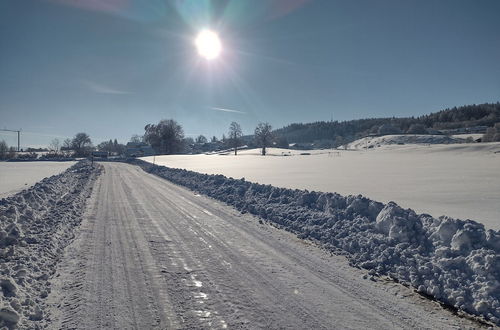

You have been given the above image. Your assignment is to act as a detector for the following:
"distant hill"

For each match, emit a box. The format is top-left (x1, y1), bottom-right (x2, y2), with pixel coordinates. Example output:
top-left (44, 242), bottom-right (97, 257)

top-left (273, 102), bottom-right (500, 147)
top-left (345, 134), bottom-right (469, 150)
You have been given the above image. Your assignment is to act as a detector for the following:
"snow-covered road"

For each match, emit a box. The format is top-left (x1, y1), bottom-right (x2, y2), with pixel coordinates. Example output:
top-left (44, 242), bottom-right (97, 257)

top-left (47, 163), bottom-right (484, 329)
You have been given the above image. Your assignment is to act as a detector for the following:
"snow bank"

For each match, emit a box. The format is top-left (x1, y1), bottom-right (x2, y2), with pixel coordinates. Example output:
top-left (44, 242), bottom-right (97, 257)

top-left (0, 161), bottom-right (101, 329)
top-left (131, 159), bottom-right (500, 325)
top-left (143, 144), bottom-right (500, 230)
top-left (346, 134), bottom-right (465, 149)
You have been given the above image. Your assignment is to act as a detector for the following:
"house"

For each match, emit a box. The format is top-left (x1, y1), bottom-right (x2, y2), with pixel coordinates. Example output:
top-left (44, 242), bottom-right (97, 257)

top-left (125, 142), bottom-right (155, 157)
top-left (91, 151), bottom-right (108, 159)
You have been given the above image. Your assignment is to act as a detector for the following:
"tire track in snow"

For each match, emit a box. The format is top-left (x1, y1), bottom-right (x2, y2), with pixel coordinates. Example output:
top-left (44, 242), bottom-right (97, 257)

top-left (48, 163), bottom-right (485, 329)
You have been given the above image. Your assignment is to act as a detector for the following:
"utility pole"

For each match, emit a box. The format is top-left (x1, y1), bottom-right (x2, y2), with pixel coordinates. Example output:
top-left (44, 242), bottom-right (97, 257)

top-left (0, 128), bottom-right (21, 151)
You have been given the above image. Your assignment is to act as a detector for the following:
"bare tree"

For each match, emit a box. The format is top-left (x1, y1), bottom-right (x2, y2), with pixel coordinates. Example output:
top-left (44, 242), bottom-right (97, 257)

top-left (63, 138), bottom-right (72, 149)
top-left (144, 119), bottom-right (184, 155)
top-left (0, 140), bottom-right (8, 160)
top-left (7, 146), bottom-right (16, 159)
top-left (62, 138), bottom-right (72, 156)
top-left (254, 122), bottom-right (273, 156)
top-left (195, 135), bottom-right (207, 144)
top-left (130, 134), bottom-right (143, 143)
top-left (228, 122), bottom-right (243, 155)
top-left (49, 138), bottom-right (60, 154)
top-left (72, 132), bottom-right (92, 157)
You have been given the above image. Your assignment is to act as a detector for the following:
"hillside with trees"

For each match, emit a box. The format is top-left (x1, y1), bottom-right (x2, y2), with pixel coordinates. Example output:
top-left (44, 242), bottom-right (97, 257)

top-left (274, 102), bottom-right (500, 146)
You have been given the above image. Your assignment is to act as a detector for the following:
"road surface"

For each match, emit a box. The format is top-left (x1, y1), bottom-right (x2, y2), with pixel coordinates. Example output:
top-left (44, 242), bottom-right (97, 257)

top-left (47, 162), bottom-right (482, 329)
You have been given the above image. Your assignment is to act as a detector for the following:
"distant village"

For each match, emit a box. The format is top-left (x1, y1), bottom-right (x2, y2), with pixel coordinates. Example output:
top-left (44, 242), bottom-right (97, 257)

top-left (1, 102), bottom-right (500, 161)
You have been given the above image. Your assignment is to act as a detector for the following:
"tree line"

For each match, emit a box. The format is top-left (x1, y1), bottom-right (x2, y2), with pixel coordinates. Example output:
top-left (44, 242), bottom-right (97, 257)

top-left (274, 102), bottom-right (500, 146)
top-left (1, 121), bottom-right (273, 160)
top-left (0, 132), bottom-right (127, 160)
top-left (3, 102), bottom-right (498, 161)
top-left (141, 119), bottom-right (274, 156)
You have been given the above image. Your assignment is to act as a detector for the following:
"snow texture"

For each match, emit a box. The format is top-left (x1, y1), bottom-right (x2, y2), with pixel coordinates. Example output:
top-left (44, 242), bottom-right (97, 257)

top-left (345, 134), bottom-right (467, 149)
top-left (131, 159), bottom-right (500, 326)
top-left (142, 143), bottom-right (500, 230)
top-left (0, 161), bottom-right (76, 199)
top-left (0, 161), bottom-right (101, 329)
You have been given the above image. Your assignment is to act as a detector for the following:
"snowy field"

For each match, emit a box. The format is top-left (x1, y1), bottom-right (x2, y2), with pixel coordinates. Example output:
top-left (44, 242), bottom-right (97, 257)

top-left (0, 161), bottom-right (76, 198)
top-left (142, 142), bottom-right (500, 230)
top-left (1, 159), bottom-right (497, 326)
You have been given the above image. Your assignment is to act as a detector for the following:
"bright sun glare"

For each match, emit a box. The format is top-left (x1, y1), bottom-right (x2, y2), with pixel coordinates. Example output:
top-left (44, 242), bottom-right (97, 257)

top-left (195, 29), bottom-right (222, 60)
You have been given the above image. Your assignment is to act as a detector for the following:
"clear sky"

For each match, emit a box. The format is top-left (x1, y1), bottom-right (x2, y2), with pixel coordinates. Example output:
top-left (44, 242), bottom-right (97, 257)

top-left (1, 0), bottom-right (499, 148)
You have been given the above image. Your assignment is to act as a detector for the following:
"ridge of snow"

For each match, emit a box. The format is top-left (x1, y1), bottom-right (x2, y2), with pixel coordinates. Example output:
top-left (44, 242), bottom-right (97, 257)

top-left (0, 161), bottom-right (101, 329)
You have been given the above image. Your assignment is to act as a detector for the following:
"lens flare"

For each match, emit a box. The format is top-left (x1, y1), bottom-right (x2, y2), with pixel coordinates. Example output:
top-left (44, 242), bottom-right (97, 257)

top-left (195, 29), bottom-right (222, 60)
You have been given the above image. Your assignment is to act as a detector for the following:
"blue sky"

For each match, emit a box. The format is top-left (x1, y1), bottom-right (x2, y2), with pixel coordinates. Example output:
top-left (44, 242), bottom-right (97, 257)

top-left (1, 0), bottom-right (499, 148)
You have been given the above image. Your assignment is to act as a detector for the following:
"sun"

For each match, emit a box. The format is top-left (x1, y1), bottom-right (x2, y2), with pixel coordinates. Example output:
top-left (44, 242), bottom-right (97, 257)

top-left (195, 29), bottom-right (222, 60)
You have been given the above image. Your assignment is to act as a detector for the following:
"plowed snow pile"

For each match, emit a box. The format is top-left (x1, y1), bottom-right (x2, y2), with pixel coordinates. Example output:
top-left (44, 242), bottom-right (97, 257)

top-left (0, 161), bottom-right (101, 329)
top-left (133, 160), bottom-right (500, 326)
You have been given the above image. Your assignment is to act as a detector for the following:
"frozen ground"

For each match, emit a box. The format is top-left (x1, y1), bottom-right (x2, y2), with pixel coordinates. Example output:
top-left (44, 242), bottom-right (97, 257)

top-left (142, 143), bottom-right (500, 230)
top-left (0, 162), bottom-right (76, 199)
